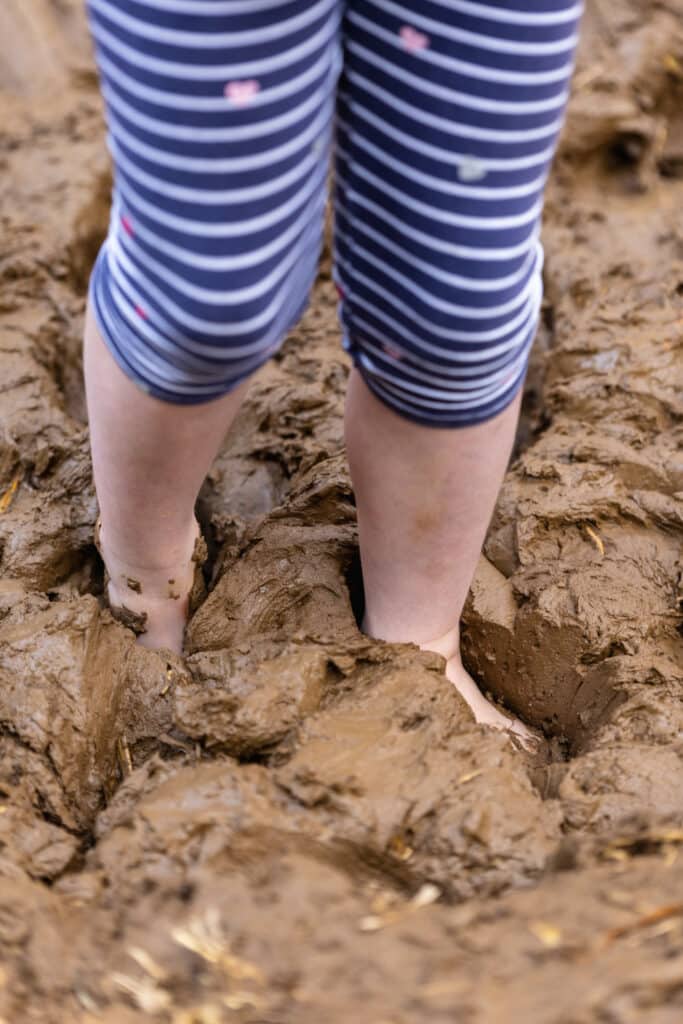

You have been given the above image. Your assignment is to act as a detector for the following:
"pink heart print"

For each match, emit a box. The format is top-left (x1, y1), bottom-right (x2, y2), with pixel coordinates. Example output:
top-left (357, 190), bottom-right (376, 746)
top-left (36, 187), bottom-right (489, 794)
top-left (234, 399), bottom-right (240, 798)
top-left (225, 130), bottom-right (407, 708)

top-left (224, 79), bottom-right (260, 104)
top-left (400, 25), bottom-right (430, 52)
top-left (382, 343), bottom-right (403, 361)
top-left (121, 213), bottom-right (134, 236)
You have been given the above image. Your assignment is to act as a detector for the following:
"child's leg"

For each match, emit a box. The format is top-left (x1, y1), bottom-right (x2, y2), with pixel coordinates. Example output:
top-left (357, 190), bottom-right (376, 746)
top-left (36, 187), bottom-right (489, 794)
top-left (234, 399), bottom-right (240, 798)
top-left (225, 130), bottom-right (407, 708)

top-left (85, 307), bottom-right (247, 652)
top-left (84, 0), bottom-right (342, 651)
top-left (337, 0), bottom-right (582, 729)
top-left (346, 370), bottom-right (523, 731)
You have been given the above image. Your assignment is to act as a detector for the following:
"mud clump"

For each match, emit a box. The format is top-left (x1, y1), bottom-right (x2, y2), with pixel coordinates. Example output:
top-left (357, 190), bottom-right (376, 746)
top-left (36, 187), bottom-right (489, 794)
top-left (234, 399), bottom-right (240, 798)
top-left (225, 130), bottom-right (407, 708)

top-left (0, 0), bottom-right (681, 1021)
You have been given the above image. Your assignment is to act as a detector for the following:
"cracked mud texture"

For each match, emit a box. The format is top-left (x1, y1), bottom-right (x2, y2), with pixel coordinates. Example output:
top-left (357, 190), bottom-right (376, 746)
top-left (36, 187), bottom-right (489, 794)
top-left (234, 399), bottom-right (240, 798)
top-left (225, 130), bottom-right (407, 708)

top-left (0, 1), bottom-right (681, 1021)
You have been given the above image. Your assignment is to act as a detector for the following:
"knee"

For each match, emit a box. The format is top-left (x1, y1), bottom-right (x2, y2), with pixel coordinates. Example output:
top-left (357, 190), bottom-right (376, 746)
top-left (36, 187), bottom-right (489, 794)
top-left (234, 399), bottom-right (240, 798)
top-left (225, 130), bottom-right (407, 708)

top-left (88, 235), bottom-right (313, 404)
top-left (343, 282), bottom-right (540, 429)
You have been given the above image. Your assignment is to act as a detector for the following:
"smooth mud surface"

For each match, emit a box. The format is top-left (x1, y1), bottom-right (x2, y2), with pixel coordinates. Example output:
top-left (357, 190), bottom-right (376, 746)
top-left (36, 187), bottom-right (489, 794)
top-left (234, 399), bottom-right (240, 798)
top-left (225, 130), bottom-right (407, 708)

top-left (0, 2), bottom-right (682, 1021)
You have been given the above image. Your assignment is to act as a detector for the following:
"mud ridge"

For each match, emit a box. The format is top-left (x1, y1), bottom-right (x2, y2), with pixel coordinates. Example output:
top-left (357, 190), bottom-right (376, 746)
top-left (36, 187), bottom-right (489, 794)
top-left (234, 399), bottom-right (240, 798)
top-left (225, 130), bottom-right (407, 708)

top-left (0, 1), bottom-right (681, 1021)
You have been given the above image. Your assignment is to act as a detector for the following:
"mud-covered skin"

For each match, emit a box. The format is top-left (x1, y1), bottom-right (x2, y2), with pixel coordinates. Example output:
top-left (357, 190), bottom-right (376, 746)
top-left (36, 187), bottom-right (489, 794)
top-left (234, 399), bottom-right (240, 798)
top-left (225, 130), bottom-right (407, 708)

top-left (0, 1), bottom-right (681, 1021)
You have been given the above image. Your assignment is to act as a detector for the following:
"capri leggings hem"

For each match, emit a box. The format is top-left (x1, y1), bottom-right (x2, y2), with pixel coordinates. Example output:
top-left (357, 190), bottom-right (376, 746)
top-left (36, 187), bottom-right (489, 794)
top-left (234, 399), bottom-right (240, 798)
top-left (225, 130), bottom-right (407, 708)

top-left (348, 341), bottom-right (529, 429)
top-left (88, 263), bottom-right (285, 407)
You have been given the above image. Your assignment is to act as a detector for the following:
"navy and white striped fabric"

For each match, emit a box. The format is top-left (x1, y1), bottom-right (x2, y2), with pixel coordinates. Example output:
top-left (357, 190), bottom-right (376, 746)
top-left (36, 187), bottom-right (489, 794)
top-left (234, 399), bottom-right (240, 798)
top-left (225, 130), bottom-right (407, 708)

top-left (86, 0), bottom-right (581, 427)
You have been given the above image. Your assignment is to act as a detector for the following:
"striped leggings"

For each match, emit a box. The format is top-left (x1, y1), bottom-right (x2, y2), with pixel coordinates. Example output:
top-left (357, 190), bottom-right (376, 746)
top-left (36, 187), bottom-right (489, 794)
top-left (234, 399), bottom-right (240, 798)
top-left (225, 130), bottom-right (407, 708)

top-left (86, 0), bottom-right (581, 427)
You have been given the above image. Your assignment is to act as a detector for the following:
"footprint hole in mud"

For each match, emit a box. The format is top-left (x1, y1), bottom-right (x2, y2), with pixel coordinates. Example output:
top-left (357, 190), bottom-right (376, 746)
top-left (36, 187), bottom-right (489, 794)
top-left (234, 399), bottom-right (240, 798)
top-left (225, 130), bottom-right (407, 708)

top-left (515, 307), bottom-right (554, 456)
top-left (23, 168), bottom-right (113, 424)
top-left (344, 546), bottom-right (365, 629)
top-left (66, 167), bottom-right (111, 295)
top-left (658, 153), bottom-right (683, 179)
top-left (607, 131), bottom-right (648, 171)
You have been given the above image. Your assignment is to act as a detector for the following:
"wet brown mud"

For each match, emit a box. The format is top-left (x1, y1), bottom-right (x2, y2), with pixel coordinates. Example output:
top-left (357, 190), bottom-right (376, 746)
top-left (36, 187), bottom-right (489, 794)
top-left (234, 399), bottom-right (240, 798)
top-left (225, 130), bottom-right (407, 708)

top-left (0, 1), bottom-right (681, 1021)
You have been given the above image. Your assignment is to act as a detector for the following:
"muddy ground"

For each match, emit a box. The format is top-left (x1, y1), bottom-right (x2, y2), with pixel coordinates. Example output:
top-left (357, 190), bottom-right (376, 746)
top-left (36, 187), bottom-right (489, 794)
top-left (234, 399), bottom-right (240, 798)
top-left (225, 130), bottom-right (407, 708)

top-left (0, 1), bottom-right (682, 1021)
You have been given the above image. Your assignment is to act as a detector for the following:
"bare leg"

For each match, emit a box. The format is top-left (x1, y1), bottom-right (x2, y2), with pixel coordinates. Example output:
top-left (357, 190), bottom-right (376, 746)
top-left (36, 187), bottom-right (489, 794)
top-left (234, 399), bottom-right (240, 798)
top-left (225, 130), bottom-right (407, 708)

top-left (84, 304), bottom-right (247, 653)
top-left (345, 369), bottom-right (528, 736)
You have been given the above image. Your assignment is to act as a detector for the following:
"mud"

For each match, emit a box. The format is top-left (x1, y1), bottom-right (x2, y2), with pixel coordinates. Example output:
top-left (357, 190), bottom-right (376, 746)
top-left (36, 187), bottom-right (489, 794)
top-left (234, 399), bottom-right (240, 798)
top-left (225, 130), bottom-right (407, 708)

top-left (0, 1), bottom-right (681, 1021)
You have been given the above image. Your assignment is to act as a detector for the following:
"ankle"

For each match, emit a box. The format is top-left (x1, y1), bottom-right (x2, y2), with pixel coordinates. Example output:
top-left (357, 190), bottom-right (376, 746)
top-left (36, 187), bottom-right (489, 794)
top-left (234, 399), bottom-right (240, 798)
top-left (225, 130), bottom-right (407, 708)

top-left (417, 623), bottom-right (461, 663)
top-left (99, 518), bottom-right (200, 600)
top-left (362, 609), bottom-right (462, 664)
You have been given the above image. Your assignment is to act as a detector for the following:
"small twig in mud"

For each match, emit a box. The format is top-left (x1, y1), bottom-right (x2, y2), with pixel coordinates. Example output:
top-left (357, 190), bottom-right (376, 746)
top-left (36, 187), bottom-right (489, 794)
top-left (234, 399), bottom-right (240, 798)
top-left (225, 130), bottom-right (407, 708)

top-left (602, 829), bottom-right (683, 860)
top-left (172, 1007), bottom-right (222, 1024)
top-left (598, 903), bottom-right (683, 948)
top-left (127, 946), bottom-right (167, 983)
top-left (172, 908), bottom-right (265, 984)
top-left (359, 883), bottom-right (441, 932)
top-left (110, 971), bottom-right (171, 1014)
top-left (158, 732), bottom-right (194, 754)
top-left (663, 53), bottom-right (683, 79)
top-left (173, 1007), bottom-right (223, 1024)
top-left (388, 834), bottom-right (413, 861)
top-left (117, 734), bottom-right (133, 778)
top-left (223, 991), bottom-right (266, 1011)
top-left (0, 471), bottom-right (22, 513)
top-left (160, 665), bottom-right (175, 696)
top-left (583, 524), bottom-right (605, 557)
top-left (663, 844), bottom-right (679, 867)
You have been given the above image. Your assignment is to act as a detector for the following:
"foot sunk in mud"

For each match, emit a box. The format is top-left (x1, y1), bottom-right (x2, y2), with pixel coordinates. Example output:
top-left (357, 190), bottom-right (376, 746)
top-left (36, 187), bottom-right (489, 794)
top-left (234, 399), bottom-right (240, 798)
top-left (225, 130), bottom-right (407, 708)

top-left (0, 0), bottom-right (681, 1020)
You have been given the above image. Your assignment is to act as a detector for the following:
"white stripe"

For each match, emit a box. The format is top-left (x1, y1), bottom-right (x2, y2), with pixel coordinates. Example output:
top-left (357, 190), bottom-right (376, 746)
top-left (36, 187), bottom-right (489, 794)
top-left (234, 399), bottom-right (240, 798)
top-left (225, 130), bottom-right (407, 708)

top-left (348, 12), bottom-right (576, 86)
top-left (357, 327), bottom-right (529, 380)
top-left (108, 260), bottom-right (281, 347)
top-left (95, 45), bottom-right (339, 112)
top-left (114, 192), bottom-right (325, 276)
top-left (362, 352), bottom-right (526, 401)
top-left (116, 147), bottom-right (323, 227)
top-left (90, 12), bottom-right (341, 80)
top-left (335, 202), bottom-right (538, 291)
top-left (345, 70), bottom-right (565, 143)
top-left (367, 357), bottom-right (529, 410)
top-left (344, 239), bottom-right (537, 318)
top-left (100, 67), bottom-right (336, 143)
top-left (335, 172), bottom-right (541, 260)
top-left (419, 0), bottom-right (583, 27)
top-left (107, 227), bottom-right (320, 347)
top-left (110, 0), bottom-right (308, 16)
top-left (336, 136), bottom-right (546, 201)
top-left (107, 99), bottom-right (332, 177)
top-left (95, 278), bottom-right (212, 385)
top-left (367, 0), bottom-right (579, 55)
top-left (347, 41), bottom-right (570, 114)
top-left (111, 202), bottom-right (324, 305)
top-left (352, 379), bottom-right (516, 420)
top-left (335, 259), bottom-right (542, 350)
top-left (89, 0), bottom-right (336, 48)
top-left (92, 254), bottom-right (293, 391)
top-left (114, 153), bottom-right (326, 238)
top-left (100, 291), bottom-right (281, 385)
top-left (115, 205), bottom-right (319, 278)
top-left (342, 106), bottom-right (556, 171)
top-left (119, 188), bottom-right (326, 270)
top-left (114, 291), bottom-right (290, 383)
top-left (338, 156), bottom-right (542, 229)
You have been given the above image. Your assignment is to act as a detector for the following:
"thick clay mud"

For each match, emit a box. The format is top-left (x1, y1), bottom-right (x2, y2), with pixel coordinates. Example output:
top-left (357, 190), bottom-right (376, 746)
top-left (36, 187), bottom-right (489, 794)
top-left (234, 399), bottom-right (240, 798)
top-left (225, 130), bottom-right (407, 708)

top-left (0, 1), bottom-right (681, 1021)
